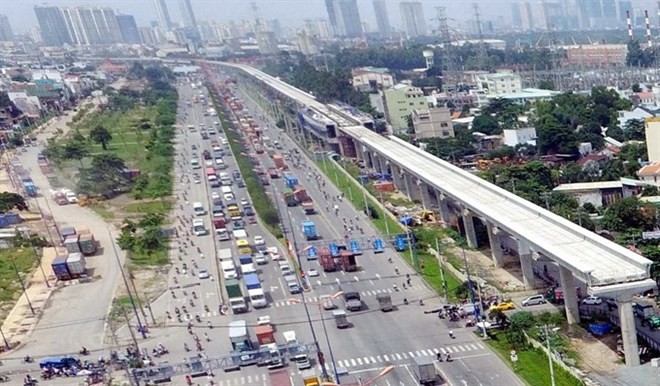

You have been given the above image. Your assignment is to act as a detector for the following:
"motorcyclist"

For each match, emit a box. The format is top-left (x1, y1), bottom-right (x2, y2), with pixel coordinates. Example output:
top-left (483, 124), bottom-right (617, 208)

top-left (80, 346), bottom-right (89, 355)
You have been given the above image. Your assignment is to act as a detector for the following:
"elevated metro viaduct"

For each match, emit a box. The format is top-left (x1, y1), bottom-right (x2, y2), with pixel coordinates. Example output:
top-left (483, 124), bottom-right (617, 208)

top-left (212, 61), bottom-right (656, 366)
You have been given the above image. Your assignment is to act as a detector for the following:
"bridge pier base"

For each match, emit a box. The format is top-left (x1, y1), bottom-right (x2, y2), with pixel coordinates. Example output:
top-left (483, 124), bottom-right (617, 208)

top-left (392, 167), bottom-right (404, 192)
top-left (486, 223), bottom-right (504, 268)
top-left (418, 181), bottom-right (431, 210)
top-left (403, 173), bottom-right (414, 200)
top-left (619, 301), bottom-right (641, 366)
top-left (559, 266), bottom-right (580, 324)
top-left (518, 240), bottom-right (535, 289)
top-left (462, 212), bottom-right (478, 249)
top-left (438, 195), bottom-right (451, 225)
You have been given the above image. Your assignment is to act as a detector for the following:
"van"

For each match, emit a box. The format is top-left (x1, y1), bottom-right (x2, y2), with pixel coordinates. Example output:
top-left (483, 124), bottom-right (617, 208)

top-left (193, 202), bottom-right (205, 216)
top-left (522, 295), bottom-right (546, 307)
top-left (279, 261), bottom-right (291, 275)
top-left (221, 261), bottom-right (238, 279)
top-left (221, 186), bottom-right (233, 195)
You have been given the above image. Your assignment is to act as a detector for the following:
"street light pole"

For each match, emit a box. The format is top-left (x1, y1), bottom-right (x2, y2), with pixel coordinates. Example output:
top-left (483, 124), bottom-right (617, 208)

top-left (317, 303), bottom-right (340, 383)
top-left (0, 325), bottom-right (10, 350)
top-left (11, 257), bottom-right (35, 314)
top-left (545, 325), bottom-right (557, 386)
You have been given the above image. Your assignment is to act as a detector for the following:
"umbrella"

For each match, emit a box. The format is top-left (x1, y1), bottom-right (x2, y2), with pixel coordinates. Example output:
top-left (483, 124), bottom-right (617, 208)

top-left (77, 369), bottom-right (93, 376)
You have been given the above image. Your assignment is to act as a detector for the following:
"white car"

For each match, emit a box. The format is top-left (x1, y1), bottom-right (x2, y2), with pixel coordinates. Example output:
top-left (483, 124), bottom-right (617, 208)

top-left (205, 160), bottom-right (214, 167)
top-left (65, 191), bottom-right (78, 203)
top-left (254, 235), bottom-right (265, 245)
top-left (254, 252), bottom-right (268, 265)
top-left (307, 268), bottom-right (319, 277)
top-left (582, 295), bottom-right (603, 305)
top-left (211, 192), bottom-right (220, 200)
top-left (198, 268), bottom-right (210, 279)
top-left (240, 198), bottom-right (249, 206)
top-left (224, 193), bottom-right (235, 201)
top-left (270, 251), bottom-right (282, 261)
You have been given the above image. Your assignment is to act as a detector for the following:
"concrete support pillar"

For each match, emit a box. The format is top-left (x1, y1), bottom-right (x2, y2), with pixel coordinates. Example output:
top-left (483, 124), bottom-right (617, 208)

top-left (462, 210), bottom-right (478, 248)
top-left (418, 180), bottom-right (431, 209)
top-left (438, 193), bottom-right (451, 224)
top-left (558, 266), bottom-right (580, 325)
top-left (486, 223), bottom-right (504, 268)
top-left (392, 166), bottom-right (404, 191)
top-left (518, 240), bottom-right (535, 289)
top-left (402, 173), bottom-right (414, 200)
top-left (619, 301), bottom-right (641, 366)
top-left (375, 155), bottom-right (385, 174)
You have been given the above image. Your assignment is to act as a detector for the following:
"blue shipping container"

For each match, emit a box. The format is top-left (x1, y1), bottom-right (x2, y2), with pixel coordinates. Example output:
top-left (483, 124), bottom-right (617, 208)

top-left (329, 243), bottom-right (339, 257)
top-left (395, 235), bottom-right (406, 251)
top-left (51, 255), bottom-right (71, 280)
top-left (373, 238), bottom-right (384, 253)
top-left (4, 213), bottom-right (21, 225)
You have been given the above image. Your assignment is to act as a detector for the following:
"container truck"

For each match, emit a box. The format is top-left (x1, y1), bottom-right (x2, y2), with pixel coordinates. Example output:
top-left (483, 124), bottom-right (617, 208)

top-left (239, 255), bottom-right (256, 275)
top-left (272, 154), bottom-right (285, 169)
top-left (283, 173), bottom-right (298, 189)
top-left (225, 279), bottom-right (247, 313)
top-left (283, 188), bottom-right (297, 207)
top-left (294, 189), bottom-right (309, 203)
top-left (320, 248), bottom-right (336, 272)
top-left (214, 219), bottom-right (230, 241)
top-left (302, 220), bottom-right (317, 240)
top-left (373, 238), bottom-right (384, 253)
top-left (339, 250), bottom-right (357, 272)
top-left (413, 356), bottom-right (437, 384)
top-left (256, 324), bottom-right (275, 345)
top-left (66, 252), bottom-right (86, 277)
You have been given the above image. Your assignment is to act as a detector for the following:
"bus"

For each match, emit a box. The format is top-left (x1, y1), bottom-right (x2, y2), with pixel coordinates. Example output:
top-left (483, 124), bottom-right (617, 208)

top-left (237, 239), bottom-right (252, 255)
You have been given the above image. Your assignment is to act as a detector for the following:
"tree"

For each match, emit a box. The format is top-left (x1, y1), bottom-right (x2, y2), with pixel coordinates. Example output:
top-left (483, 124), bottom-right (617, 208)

top-left (641, 185), bottom-right (660, 197)
top-left (606, 126), bottom-right (624, 142)
top-left (0, 192), bottom-right (28, 213)
top-left (536, 115), bottom-right (579, 155)
top-left (506, 311), bottom-right (535, 349)
top-left (488, 309), bottom-right (509, 327)
top-left (472, 114), bottom-right (500, 135)
top-left (89, 125), bottom-right (113, 150)
top-left (538, 80), bottom-right (555, 90)
top-left (601, 197), bottom-right (657, 232)
top-left (623, 118), bottom-right (646, 141)
top-left (632, 83), bottom-right (642, 93)
top-left (62, 141), bottom-right (89, 165)
top-left (76, 154), bottom-right (130, 197)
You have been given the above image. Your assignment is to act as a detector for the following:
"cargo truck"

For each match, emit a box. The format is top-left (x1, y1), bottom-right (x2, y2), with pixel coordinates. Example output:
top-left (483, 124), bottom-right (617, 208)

top-left (244, 273), bottom-right (267, 308)
top-left (225, 279), bottom-right (247, 313)
top-left (341, 284), bottom-right (362, 311)
top-left (413, 356), bottom-right (437, 384)
top-left (218, 248), bottom-right (233, 262)
top-left (339, 250), bottom-right (357, 272)
top-left (302, 200), bottom-right (315, 214)
top-left (229, 320), bottom-right (255, 366)
top-left (283, 188), bottom-right (297, 207)
top-left (233, 229), bottom-right (248, 240)
top-left (268, 369), bottom-right (291, 386)
top-left (272, 154), bottom-right (285, 169)
top-left (283, 331), bottom-right (311, 370)
top-left (283, 173), bottom-right (298, 189)
top-left (268, 168), bottom-right (279, 178)
top-left (320, 248), bottom-right (336, 272)
top-left (302, 220), bottom-right (317, 240)
top-left (239, 254), bottom-right (256, 275)
top-left (256, 324), bottom-right (275, 345)
top-left (214, 219), bottom-right (230, 241)
top-left (377, 293), bottom-right (393, 312)
top-left (294, 189), bottom-right (309, 202)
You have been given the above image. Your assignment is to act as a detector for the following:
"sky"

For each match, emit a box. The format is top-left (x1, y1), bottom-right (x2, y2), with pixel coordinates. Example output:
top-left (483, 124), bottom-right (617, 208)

top-left (3, 0), bottom-right (521, 34)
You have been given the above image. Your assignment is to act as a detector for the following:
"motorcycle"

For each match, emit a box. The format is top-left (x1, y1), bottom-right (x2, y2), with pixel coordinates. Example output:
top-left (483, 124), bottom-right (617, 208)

top-left (184, 343), bottom-right (190, 352)
top-left (79, 347), bottom-right (89, 356)
top-left (195, 314), bottom-right (201, 323)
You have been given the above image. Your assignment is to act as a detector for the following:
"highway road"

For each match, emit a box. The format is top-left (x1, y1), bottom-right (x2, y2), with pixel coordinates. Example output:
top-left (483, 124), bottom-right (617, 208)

top-left (209, 74), bottom-right (527, 386)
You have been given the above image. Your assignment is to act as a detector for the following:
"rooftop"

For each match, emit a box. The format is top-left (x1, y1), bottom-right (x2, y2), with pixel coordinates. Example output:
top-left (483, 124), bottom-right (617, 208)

top-left (554, 181), bottom-right (623, 192)
top-left (352, 66), bottom-right (390, 75)
top-left (638, 161), bottom-right (660, 176)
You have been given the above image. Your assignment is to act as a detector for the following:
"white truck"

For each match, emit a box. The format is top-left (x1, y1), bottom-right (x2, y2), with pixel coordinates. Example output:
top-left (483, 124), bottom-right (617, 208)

top-left (413, 356), bottom-right (437, 384)
top-left (218, 248), bottom-right (233, 262)
top-left (283, 331), bottom-right (311, 370)
top-left (244, 272), bottom-right (267, 308)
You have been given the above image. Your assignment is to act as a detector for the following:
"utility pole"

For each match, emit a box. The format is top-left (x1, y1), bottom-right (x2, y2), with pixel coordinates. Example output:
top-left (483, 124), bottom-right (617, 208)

top-left (473, 3), bottom-right (488, 71)
top-left (143, 293), bottom-right (156, 325)
top-left (545, 325), bottom-right (557, 386)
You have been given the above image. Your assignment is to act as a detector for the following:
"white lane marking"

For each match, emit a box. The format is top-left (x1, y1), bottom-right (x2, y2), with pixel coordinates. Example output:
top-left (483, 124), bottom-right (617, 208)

top-left (354, 276), bottom-right (359, 282)
top-left (356, 358), bottom-right (363, 365)
top-left (420, 349), bottom-right (429, 356)
top-left (469, 344), bottom-right (479, 350)
top-left (376, 355), bottom-right (382, 362)
top-left (395, 353), bottom-right (402, 360)
top-left (408, 351), bottom-right (415, 357)
top-left (370, 280), bottom-right (374, 285)
top-left (350, 359), bottom-right (357, 366)
top-left (370, 356), bottom-right (376, 363)
top-left (433, 348), bottom-right (440, 354)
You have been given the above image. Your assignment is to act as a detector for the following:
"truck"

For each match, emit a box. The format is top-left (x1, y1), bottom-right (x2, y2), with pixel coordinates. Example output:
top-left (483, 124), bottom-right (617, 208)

top-left (320, 248), bottom-right (335, 272)
top-left (255, 324), bottom-right (275, 345)
top-left (373, 238), bottom-right (384, 253)
top-left (218, 248), bottom-right (233, 262)
top-left (302, 220), bottom-right (317, 240)
top-left (229, 320), bottom-right (252, 353)
top-left (286, 275), bottom-right (301, 294)
top-left (78, 233), bottom-right (96, 255)
top-left (283, 188), bottom-right (297, 207)
top-left (634, 303), bottom-right (655, 319)
top-left (341, 285), bottom-right (362, 311)
top-left (338, 250), bottom-right (357, 272)
top-left (267, 168), bottom-right (278, 178)
top-left (273, 154), bottom-right (285, 169)
top-left (245, 273), bottom-right (267, 308)
top-left (333, 310), bottom-right (349, 329)
top-left (413, 356), bottom-right (437, 385)
top-left (283, 331), bottom-right (311, 370)
top-left (302, 200), bottom-right (315, 214)
top-left (294, 189), bottom-right (309, 203)
top-left (233, 229), bottom-right (248, 240)
top-left (349, 240), bottom-right (361, 255)
top-left (225, 279), bottom-right (247, 313)
top-left (239, 254), bottom-right (256, 274)
top-left (283, 173), bottom-right (298, 189)
top-left (377, 293), bottom-right (393, 312)
top-left (268, 369), bottom-right (291, 386)
top-left (545, 286), bottom-right (581, 304)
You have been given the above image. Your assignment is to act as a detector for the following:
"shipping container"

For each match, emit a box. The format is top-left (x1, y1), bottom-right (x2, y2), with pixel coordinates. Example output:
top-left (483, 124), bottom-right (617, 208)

top-left (60, 227), bottom-right (76, 242)
top-left (64, 235), bottom-right (81, 253)
top-left (78, 233), bottom-right (97, 255)
top-left (3, 213), bottom-right (21, 225)
top-left (75, 226), bottom-right (91, 235)
top-left (66, 252), bottom-right (86, 276)
top-left (51, 255), bottom-right (71, 280)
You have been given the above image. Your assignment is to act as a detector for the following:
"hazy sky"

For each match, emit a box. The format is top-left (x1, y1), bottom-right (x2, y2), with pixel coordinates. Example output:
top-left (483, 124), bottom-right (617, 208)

top-left (3, 0), bottom-right (520, 33)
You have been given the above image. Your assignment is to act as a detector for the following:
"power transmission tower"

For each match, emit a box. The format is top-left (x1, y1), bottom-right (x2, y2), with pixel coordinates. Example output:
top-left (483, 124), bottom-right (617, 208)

top-left (251, 2), bottom-right (263, 32)
top-left (473, 3), bottom-right (488, 71)
top-left (435, 6), bottom-right (460, 92)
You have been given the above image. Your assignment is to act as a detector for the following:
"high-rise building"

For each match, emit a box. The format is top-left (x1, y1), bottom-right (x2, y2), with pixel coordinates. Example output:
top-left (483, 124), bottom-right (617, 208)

top-left (601, 0), bottom-right (617, 19)
top-left (400, 1), bottom-right (426, 37)
top-left (373, 0), bottom-right (392, 37)
top-left (179, 0), bottom-right (198, 31)
top-left (139, 26), bottom-right (159, 45)
top-left (153, 0), bottom-right (173, 30)
top-left (116, 14), bottom-right (141, 44)
top-left (0, 14), bottom-right (13, 41)
top-left (327, 0), bottom-right (362, 37)
top-left (34, 5), bottom-right (73, 46)
top-left (256, 30), bottom-right (278, 55)
top-left (511, 3), bottom-right (522, 28)
top-left (60, 7), bottom-right (122, 45)
top-left (519, 1), bottom-right (534, 31)
top-left (578, 0), bottom-right (602, 29)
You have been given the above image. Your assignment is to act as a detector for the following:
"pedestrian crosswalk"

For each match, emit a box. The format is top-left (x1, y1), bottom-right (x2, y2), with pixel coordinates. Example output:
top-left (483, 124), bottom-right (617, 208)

top-left (270, 286), bottom-right (423, 308)
top-left (335, 343), bottom-right (486, 369)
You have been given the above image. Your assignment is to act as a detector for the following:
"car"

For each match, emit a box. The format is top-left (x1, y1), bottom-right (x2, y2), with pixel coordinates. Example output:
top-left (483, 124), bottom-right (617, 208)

top-left (254, 251), bottom-right (268, 265)
top-left (606, 298), bottom-right (618, 309)
top-left (267, 247), bottom-right (282, 261)
top-left (307, 268), bottom-right (319, 277)
top-left (65, 191), bottom-right (78, 203)
top-left (237, 179), bottom-right (246, 188)
top-left (254, 235), bottom-right (265, 245)
top-left (243, 205), bottom-right (255, 216)
top-left (224, 193), bottom-right (235, 201)
top-left (205, 160), bottom-right (214, 167)
top-left (521, 294), bottom-right (546, 307)
top-left (191, 144), bottom-right (197, 150)
top-left (198, 268), bottom-right (210, 279)
top-left (211, 192), bottom-right (220, 200)
top-left (489, 302), bottom-right (516, 311)
top-left (240, 198), bottom-right (249, 206)
top-left (233, 220), bottom-right (245, 230)
top-left (319, 294), bottom-right (336, 310)
top-left (582, 295), bottom-right (603, 305)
